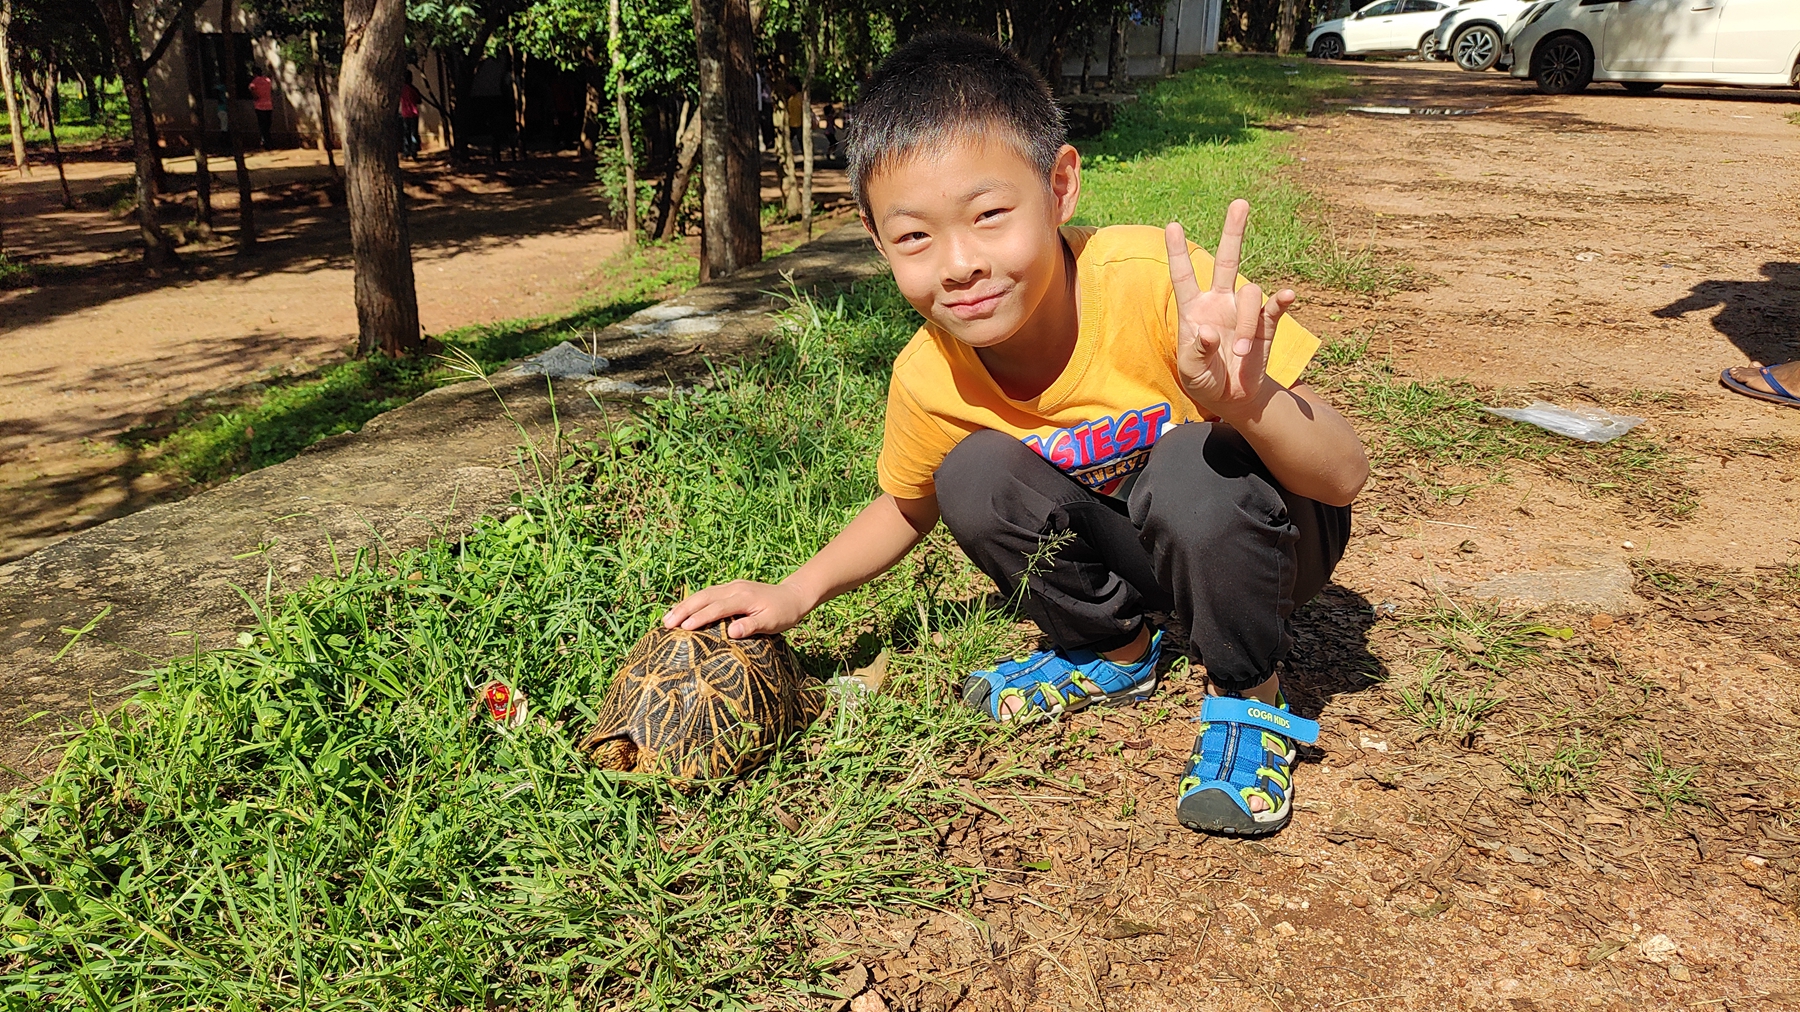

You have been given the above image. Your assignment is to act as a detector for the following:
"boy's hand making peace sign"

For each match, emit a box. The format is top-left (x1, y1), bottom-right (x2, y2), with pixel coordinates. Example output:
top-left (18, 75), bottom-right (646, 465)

top-left (1164, 199), bottom-right (1298, 424)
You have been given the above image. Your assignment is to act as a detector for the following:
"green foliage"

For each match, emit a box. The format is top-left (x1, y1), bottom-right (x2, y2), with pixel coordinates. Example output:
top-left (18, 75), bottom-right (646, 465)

top-left (1636, 747), bottom-right (1704, 817)
top-left (1076, 56), bottom-right (1405, 292)
top-left (1506, 733), bottom-right (1602, 797)
top-left (0, 280), bottom-right (1019, 1009)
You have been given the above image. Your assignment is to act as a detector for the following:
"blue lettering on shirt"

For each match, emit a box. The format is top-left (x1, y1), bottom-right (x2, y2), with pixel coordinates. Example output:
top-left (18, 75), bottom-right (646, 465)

top-left (1020, 403), bottom-right (1174, 494)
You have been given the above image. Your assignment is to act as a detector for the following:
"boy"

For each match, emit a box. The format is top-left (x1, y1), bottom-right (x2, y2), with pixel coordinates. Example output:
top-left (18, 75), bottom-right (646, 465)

top-left (664, 33), bottom-right (1368, 835)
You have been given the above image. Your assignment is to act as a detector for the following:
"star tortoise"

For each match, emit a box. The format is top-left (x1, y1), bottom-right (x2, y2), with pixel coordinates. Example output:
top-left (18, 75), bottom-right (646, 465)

top-left (579, 621), bottom-right (824, 778)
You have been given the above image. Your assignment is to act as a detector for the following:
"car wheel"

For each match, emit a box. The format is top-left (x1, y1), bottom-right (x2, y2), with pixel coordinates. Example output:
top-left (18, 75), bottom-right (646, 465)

top-left (1418, 34), bottom-right (1437, 62)
top-left (1533, 34), bottom-right (1593, 95)
top-left (1452, 25), bottom-right (1501, 72)
top-left (1311, 34), bottom-right (1345, 60)
top-left (1620, 81), bottom-right (1663, 95)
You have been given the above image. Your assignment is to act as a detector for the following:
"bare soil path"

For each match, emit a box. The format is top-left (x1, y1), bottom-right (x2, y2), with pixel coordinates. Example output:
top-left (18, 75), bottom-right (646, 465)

top-left (0, 147), bottom-right (854, 563)
top-left (831, 63), bottom-right (1800, 1012)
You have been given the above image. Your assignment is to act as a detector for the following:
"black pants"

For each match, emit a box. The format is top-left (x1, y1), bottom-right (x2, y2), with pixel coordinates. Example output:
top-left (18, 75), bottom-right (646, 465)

top-left (255, 109), bottom-right (273, 147)
top-left (936, 423), bottom-right (1351, 694)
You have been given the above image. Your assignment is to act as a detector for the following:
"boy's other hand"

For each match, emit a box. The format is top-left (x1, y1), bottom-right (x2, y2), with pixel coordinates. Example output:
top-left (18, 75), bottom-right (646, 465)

top-left (1165, 199), bottom-right (1297, 423)
top-left (662, 580), bottom-right (808, 639)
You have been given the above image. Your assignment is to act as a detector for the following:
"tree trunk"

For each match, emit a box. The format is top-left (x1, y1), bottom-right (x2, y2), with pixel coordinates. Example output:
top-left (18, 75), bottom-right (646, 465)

top-left (182, 12), bottom-right (212, 234)
top-left (607, 0), bottom-right (635, 242)
top-left (508, 45), bottom-right (526, 161)
top-left (772, 79), bottom-right (798, 219)
top-left (0, 0), bottom-right (29, 175)
top-left (219, 0), bottom-right (254, 251)
top-left (32, 75), bottom-right (70, 208)
top-left (310, 31), bottom-right (338, 180)
top-left (578, 51), bottom-right (601, 164)
top-left (654, 100), bottom-right (699, 239)
top-left (1107, 13), bottom-right (1128, 91)
top-left (1278, 0), bottom-right (1298, 56)
top-left (341, 0), bottom-right (420, 357)
top-left (800, 32), bottom-right (814, 240)
top-left (98, 0), bottom-right (177, 268)
top-left (692, 0), bottom-right (759, 280)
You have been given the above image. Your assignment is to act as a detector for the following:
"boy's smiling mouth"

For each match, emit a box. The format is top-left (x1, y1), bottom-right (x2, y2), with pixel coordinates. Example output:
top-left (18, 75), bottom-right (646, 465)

top-left (942, 289), bottom-right (1008, 320)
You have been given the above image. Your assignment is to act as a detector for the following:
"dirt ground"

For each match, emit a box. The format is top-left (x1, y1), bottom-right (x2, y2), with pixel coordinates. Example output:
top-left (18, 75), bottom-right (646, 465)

top-left (822, 64), bottom-right (1800, 1012)
top-left (0, 145), bottom-right (853, 563)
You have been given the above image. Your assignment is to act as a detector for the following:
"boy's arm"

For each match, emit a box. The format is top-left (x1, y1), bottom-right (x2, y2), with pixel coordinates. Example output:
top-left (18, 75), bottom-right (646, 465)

top-left (1167, 201), bottom-right (1369, 507)
top-left (663, 492), bottom-right (939, 638)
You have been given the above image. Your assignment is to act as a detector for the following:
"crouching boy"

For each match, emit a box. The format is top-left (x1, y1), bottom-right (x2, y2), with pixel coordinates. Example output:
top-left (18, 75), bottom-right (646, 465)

top-left (664, 32), bottom-right (1368, 835)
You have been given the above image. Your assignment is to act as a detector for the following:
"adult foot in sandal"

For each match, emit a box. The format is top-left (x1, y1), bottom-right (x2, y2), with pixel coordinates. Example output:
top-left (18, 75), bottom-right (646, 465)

top-left (1721, 361), bottom-right (1800, 409)
top-left (963, 627), bottom-right (1162, 724)
top-left (1176, 675), bottom-right (1319, 836)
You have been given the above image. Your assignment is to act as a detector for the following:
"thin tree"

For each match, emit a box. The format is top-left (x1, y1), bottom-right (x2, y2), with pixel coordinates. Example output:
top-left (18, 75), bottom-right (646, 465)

top-left (218, 0), bottom-right (255, 251)
top-left (800, 24), bottom-right (814, 240)
top-left (28, 71), bottom-right (67, 206)
top-left (180, 8), bottom-right (212, 235)
top-left (607, 0), bottom-right (634, 242)
top-left (1, 0), bottom-right (30, 175)
top-left (309, 30), bottom-right (338, 180)
top-left (653, 100), bottom-right (698, 239)
top-left (96, 0), bottom-right (177, 268)
top-left (1277, 0), bottom-right (1298, 56)
top-left (340, 0), bottom-right (420, 356)
top-left (1107, 10), bottom-right (1127, 90)
top-left (692, 0), bottom-right (757, 280)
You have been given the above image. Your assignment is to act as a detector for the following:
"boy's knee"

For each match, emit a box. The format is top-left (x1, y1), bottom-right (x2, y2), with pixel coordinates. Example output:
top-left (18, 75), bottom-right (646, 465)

top-left (935, 430), bottom-right (1044, 531)
top-left (1137, 423), bottom-right (1289, 545)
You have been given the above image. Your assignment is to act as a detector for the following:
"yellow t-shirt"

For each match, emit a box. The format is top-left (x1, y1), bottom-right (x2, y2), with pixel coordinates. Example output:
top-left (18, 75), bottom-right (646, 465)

top-left (876, 224), bottom-right (1320, 501)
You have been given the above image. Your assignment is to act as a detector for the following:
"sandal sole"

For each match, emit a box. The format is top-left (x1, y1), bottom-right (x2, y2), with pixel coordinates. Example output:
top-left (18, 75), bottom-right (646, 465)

top-left (961, 673), bottom-right (1159, 724)
top-left (1176, 787), bottom-right (1292, 836)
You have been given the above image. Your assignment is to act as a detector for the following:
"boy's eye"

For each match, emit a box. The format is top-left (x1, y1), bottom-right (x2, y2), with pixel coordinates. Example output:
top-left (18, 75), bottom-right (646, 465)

top-left (976, 208), bottom-right (1008, 222)
top-left (895, 231), bottom-right (928, 244)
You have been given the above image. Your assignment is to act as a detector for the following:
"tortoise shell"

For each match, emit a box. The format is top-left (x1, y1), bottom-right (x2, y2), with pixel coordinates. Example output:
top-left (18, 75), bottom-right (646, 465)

top-left (579, 621), bottom-right (822, 779)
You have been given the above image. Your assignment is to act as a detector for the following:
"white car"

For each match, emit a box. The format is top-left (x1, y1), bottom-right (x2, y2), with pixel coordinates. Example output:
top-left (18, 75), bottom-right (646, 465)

top-left (1308, 0), bottom-right (1459, 62)
top-left (1506, 0), bottom-right (1800, 94)
top-left (1432, 0), bottom-right (1536, 71)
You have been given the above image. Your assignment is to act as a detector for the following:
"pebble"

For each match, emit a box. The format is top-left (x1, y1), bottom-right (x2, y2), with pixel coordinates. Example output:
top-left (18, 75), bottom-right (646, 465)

top-left (1410, 547), bottom-right (1425, 559)
top-left (1742, 855), bottom-right (1768, 869)
top-left (1274, 921), bottom-right (1297, 937)
top-left (1622, 541), bottom-right (1636, 550)
top-left (1668, 964), bottom-right (1691, 982)
top-left (1590, 613), bottom-right (1615, 631)
top-left (1351, 895), bottom-right (1369, 909)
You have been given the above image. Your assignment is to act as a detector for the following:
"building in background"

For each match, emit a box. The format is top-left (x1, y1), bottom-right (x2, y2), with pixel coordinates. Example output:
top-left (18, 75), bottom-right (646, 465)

top-left (1063, 0), bottom-right (1225, 82)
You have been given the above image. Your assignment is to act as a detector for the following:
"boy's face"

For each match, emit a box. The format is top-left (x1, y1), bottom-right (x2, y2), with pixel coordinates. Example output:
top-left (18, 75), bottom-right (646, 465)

top-left (862, 135), bottom-right (1081, 349)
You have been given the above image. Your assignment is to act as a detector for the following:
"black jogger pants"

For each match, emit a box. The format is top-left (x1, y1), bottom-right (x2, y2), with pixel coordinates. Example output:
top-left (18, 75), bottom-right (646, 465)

top-left (934, 422), bottom-right (1351, 693)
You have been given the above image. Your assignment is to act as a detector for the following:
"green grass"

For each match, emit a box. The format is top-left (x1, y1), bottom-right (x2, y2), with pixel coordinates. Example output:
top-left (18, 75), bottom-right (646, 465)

top-left (1636, 747), bottom-right (1704, 817)
top-left (1396, 659), bottom-right (1504, 744)
top-left (0, 82), bottom-right (132, 148)
top-left (0, 281), bottom-right (1031, 1008)
top-left (124, 241), bottom-right (699, 487)
top-left (1506, 733), bottom-right (1603, 798)
top-left (1076, 56), bottom-right (1409, 293)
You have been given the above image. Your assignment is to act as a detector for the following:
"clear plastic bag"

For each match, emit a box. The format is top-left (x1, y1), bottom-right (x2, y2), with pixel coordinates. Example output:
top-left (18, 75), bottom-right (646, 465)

top-left (1484, 401), bottom-right (1644, 443)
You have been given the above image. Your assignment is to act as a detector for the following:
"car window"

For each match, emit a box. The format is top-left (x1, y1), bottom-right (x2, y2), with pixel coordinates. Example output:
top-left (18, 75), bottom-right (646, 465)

top-left (1401, 0), bottom-right (1443, 11)
top-left (1362, 0), bottom-right (1402, 15)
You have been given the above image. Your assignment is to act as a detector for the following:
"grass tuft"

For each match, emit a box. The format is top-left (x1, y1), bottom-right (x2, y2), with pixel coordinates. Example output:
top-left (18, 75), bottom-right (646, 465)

top-left (1506, 733), bottom-right (1603, 797)
top-left (0, 279), bottom-right (1022, 1009)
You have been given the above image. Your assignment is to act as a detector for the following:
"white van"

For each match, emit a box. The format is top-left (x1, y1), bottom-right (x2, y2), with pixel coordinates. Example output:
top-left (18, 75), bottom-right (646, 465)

top-left (1505, 0), bottom-right (1800, 94)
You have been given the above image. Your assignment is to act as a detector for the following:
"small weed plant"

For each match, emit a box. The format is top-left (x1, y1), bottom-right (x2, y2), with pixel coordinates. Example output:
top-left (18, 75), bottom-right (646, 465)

top-left (1396, 658), bottom-right (1504, 745)
top-left (0, 281), bottom-right (1025, 1009)
top-left (1506, 734), bottom-right (1603, 797)
top-left (1636, 747), bottom-right (1704, 817)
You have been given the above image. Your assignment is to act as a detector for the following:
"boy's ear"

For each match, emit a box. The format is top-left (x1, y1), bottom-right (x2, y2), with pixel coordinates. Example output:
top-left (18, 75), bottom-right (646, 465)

top-left (860, 214), bottom-right (889, 259)
top-left (1050, 144), bottom-right (1082, 226)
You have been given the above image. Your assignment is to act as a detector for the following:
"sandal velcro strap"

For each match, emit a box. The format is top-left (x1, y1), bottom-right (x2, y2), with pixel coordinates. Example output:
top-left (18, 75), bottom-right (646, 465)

top-left (1199, 696), bottom-right (1320, 745)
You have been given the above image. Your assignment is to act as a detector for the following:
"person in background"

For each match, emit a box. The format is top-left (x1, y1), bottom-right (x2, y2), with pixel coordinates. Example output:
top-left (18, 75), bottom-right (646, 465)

top-left (248, 66), bottom-right (275, 148)
top-left (400, 73), bottom-right (424, 159)
top-left (822, 102), bottom-right (839, 158)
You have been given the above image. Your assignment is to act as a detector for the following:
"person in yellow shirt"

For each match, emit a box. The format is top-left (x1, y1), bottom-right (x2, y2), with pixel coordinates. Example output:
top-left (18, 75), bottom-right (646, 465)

top-left (665, 32), bottom-right (1369, 836)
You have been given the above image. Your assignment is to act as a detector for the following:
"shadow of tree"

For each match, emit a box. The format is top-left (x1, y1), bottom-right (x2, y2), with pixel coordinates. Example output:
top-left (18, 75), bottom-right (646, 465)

top-left (1653, 261), bottom-right (1800, 366)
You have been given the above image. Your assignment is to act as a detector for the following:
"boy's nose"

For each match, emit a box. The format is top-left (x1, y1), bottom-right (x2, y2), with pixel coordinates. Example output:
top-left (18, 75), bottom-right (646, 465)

top-left (939, 235), bottom-right (988, 286)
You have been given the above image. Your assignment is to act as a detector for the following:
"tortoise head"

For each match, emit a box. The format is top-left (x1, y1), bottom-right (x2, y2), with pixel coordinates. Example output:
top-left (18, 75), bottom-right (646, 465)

top-left (583, 733), bottom-right (639, 772)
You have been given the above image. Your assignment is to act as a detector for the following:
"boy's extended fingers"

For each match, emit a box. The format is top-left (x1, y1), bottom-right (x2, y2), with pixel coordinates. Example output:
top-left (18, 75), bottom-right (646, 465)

top-left (1164, 222), bottom-right (1204, 311)
top-left (1260, 289), bottom-right (1297, 331)
top-left (1232, 281), bottom-right (1264, 356)
top-left (1210, 199), bottom-right (1251, 294)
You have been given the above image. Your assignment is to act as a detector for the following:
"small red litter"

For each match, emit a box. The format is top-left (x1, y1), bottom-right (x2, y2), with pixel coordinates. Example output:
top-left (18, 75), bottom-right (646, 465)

top-left (473, 679), bottom-right (529, 728)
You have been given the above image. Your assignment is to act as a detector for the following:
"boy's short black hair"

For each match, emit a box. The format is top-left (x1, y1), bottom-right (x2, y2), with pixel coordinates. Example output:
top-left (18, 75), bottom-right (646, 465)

top-left (848, 31), bottom-right (1067, 222)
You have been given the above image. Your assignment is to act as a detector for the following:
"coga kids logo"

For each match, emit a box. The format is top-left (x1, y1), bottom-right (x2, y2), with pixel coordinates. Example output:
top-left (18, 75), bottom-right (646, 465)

top-left (1021, 402), bottom-right (1174, 494)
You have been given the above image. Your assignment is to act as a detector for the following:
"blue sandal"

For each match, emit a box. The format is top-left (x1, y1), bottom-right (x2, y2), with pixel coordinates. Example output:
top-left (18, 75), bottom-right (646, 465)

top-left (962, 631), bottom-right (1162, 724)
top-left (1177, 693), bottom-right (1319, 835)
top-left (1720, 366), bottom-right (1800, 410)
